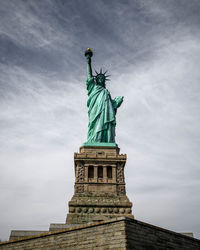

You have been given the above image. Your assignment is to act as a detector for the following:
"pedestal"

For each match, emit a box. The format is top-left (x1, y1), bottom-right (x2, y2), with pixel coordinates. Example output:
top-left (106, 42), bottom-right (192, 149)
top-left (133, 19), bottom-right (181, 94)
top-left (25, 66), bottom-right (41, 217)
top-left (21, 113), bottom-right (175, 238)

top-left (66, 146), bottom-right (134, 224)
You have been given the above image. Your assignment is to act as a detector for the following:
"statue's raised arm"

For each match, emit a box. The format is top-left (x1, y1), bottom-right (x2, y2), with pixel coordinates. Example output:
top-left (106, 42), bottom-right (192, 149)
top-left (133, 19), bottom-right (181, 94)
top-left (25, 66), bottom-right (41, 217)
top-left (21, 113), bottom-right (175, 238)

top-left (85, 48), bottom-right (93, 79)
top-left (83, 48), bottom-right (124, 147)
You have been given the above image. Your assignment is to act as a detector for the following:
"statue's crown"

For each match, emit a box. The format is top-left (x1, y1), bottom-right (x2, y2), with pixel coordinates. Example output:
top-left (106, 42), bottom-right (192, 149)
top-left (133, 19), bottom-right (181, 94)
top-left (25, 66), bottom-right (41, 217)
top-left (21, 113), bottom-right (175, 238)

top-left (95, 68), bottom-right (110, 81)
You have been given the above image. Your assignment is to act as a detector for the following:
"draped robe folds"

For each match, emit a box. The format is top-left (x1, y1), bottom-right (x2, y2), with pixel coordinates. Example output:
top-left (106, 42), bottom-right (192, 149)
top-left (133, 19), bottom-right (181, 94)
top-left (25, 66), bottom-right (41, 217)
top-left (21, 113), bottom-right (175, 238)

top-left (86, 77), bottom-right (117, 143)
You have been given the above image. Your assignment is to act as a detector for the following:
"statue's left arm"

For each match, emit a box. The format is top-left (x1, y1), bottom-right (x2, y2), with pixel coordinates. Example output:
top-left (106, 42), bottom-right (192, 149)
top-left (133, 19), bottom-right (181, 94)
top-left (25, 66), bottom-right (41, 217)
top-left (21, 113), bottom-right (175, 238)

top-left (112, 96), bottom-right (124, 111)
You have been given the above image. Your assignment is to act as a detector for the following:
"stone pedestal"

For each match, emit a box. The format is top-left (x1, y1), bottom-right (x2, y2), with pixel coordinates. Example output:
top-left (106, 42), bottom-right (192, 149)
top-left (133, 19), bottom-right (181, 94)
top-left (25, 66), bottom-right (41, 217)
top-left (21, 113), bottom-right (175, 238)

top-left (66, 146), bottom-right (133, 224)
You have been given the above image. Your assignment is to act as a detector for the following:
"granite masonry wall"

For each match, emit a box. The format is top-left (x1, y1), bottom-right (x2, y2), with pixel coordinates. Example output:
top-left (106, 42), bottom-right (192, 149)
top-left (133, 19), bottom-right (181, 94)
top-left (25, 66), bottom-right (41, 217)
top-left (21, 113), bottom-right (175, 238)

top-left (0, 219), bottom-right (127, 250)
top-left (125, 218), bottom-right (200, 250)
top-left (1, 217), bottom-right (200, 250)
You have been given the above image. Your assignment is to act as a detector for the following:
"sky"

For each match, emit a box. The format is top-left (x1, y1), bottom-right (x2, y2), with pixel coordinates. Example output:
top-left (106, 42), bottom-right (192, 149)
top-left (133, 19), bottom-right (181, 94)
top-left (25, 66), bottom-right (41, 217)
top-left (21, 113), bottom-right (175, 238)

top-left (0, 0), bottom-right (200, 241)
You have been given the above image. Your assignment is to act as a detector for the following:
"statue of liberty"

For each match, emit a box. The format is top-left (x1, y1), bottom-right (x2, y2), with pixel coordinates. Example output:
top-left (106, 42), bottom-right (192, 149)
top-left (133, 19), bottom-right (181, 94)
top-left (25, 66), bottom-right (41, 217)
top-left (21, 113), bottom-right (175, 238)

top-left (83, 48), bottom-right (124, 146)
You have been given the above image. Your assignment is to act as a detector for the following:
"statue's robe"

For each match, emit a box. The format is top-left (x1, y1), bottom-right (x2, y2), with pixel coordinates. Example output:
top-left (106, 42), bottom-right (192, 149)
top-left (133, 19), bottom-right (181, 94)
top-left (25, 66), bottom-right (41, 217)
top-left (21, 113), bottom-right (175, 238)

top-left (86, 77), bottom-right (116, 143)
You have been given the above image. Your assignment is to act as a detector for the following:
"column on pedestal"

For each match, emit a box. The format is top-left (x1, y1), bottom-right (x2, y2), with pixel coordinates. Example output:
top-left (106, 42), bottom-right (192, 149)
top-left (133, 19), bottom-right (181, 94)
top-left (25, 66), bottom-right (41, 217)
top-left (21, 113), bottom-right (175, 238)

top-left (103, 165), bottom-right (107, 183)
top-left (94, 165), bottom-right (98, 182)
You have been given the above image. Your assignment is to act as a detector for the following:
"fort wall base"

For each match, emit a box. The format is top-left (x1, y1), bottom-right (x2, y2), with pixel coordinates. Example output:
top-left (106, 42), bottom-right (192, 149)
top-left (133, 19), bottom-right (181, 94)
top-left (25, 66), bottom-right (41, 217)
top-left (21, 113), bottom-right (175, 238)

top-left (1, 217), bottom-right (200, 250)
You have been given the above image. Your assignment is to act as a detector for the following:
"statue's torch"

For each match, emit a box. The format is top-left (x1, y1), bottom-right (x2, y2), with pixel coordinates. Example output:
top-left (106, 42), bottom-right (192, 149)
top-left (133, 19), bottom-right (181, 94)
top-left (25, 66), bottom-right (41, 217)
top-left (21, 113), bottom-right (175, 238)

top-left (85, 48), bottom-right (93, 59)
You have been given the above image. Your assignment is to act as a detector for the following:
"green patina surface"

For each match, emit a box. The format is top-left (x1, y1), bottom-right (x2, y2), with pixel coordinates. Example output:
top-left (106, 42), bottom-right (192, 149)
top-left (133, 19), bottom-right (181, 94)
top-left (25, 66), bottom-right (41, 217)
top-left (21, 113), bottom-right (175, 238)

top-left (83, 48), bottom-right (123, 146)
top-left (82, 142), bottom-right (118, 147)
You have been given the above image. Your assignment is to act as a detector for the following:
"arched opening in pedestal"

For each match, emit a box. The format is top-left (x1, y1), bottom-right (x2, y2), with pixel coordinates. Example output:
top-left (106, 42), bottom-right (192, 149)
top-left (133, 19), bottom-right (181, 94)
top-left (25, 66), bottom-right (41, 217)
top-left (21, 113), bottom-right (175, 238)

top-left (98, 166), bottom-right (103, 179)
top-left (88, 165), bottom-right (94, 179)
top-left (107, 166), bottom-right (112, 179)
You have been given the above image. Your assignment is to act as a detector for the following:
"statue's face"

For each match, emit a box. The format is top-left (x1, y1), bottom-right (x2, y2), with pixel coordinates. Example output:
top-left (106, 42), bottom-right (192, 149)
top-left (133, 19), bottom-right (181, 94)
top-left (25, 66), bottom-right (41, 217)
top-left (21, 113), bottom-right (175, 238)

top-left (96, 74), bottom-right (105, 87)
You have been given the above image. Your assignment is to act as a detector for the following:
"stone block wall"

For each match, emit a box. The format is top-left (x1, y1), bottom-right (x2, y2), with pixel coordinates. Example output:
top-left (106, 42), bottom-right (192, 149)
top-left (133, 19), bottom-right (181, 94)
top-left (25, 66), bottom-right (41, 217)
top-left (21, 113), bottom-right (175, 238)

top-left (1, 217), bottom-right (200, 250)
top-left (125, 218), bottom-right (200, 250)
top-left (9, 231), bottom-right (48, 241)
top-left (0, 219), bottom-right (127, 250)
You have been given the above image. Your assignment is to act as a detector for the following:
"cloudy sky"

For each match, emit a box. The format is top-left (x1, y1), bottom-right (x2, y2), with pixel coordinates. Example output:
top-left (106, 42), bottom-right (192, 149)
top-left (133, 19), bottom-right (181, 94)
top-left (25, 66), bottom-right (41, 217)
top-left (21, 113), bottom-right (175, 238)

top-left (0, 0), bottom-right (200, 241)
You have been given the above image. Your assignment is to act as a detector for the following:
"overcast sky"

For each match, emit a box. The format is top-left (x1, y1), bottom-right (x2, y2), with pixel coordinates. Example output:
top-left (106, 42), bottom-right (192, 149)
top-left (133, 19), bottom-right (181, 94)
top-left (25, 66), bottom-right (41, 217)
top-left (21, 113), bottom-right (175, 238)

top-left (0, 0), bottom-right (200, 241)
